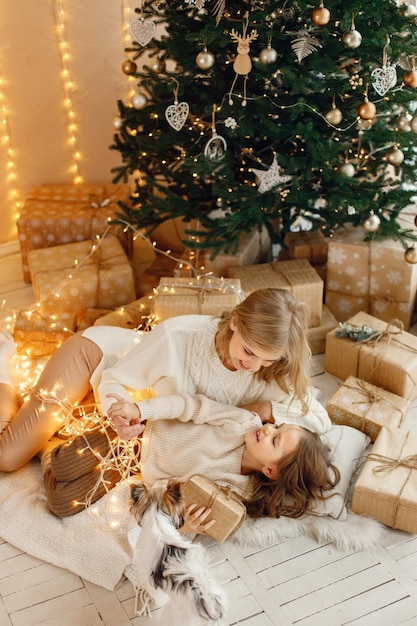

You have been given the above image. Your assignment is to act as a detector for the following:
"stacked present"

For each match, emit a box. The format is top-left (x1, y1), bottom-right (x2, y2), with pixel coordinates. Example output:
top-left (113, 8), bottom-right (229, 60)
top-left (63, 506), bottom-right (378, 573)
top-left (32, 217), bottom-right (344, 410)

top-left (152, 276), bottom-right (244, 321)
top-left (306, 305), bottom-right (338, 355)
top-left (325, 227), bottom-right (417, 330)
top-left (204, 227), bottom-right (271, 277)
top-left (17, 183), bottom-right (130, 282)
top-left (229, 258), bottom-right (323, 328)
top-left (14, 308), bottom-right (78, 356)
top-left (325, 311), bottom-right (417, 400)
top-left (351, 426), bottom-right (417, 534)
top-left (27, 235), bottom-right (136, 313)
top-left (326, 375), bottom-right (409, 441)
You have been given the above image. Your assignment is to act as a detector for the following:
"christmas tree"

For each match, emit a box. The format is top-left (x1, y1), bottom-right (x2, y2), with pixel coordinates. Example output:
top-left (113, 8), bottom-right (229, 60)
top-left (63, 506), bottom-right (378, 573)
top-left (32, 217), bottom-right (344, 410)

top-left (111, 0), bottom-right (417, 260)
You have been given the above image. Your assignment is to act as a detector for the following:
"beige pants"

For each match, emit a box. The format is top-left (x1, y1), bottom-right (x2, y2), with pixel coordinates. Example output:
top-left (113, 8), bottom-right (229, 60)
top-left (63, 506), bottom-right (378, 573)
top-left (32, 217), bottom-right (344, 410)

top-left (0, 332), bottom-right (102, 472)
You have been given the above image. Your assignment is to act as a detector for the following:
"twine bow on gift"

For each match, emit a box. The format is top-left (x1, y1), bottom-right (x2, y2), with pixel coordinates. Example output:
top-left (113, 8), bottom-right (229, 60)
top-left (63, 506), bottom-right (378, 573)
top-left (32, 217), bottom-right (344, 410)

top-left (347, 380), bottom-right (405, 434)
top-left (368, 452), bottom-right (417, 473)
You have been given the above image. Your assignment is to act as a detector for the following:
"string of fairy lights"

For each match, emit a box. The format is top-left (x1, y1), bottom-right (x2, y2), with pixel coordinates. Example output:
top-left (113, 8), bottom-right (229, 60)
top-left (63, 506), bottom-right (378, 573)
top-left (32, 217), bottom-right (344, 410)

top-left (52, 0), bottom-right (83, 184)
top-left (0, 67), bottom-right (22, 231)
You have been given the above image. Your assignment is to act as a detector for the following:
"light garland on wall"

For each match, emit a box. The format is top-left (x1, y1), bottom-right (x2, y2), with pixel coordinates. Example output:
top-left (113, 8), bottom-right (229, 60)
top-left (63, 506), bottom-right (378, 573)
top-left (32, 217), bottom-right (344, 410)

top-left (122, 0), bottom-right (138, 101)
top-left (52, 0), bottom-right (83, 184)
top-left (0, 71), bottom-right (22, 230)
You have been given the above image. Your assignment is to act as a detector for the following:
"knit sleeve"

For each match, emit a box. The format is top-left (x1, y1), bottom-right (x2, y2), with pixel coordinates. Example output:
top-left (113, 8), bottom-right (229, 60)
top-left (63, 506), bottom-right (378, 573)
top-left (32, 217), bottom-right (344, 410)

top-left (139, 393), bottom-right (260, 432)
top-left (97, 320), bottom-right (182, 415)
top-left (270, 388), bottom-right (331, 434)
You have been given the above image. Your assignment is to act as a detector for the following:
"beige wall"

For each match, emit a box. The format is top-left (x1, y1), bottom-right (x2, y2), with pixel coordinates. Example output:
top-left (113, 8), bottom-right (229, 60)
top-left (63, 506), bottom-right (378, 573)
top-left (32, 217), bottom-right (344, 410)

top-left (0, 0), bottom-right (136, 244)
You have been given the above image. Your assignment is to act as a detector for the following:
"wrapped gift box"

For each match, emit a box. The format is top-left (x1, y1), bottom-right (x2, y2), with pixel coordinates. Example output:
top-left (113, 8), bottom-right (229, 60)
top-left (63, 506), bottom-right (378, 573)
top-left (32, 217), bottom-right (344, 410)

top-left (306, 305), bottom-right (338, 355)
top-left (182, 474), bottom-right (246, 542)
top-left (324, 311), bottom-right (417, 400)
top-left (284, 230), bottom-right (328, 265)
top-left (326, 375), bottom-right (410, 441)
top-left (153, 276), bottom-right (243, 321)
top-left (28, 235), bottom-right (136, 313)
top-left (203, 227), bottom-right (271, 277)
top-left (228, 259), bottom-right (323, 327)
top-left (17, 183), bottom-right (130, 282)
top-left (326, 227), bottom-right (417, 329)
top-left (76, 308), bottom-right (114, 331)
top-left (351, 426), bottom-right (417, 533)
top-left (14, 308), bottom-right (77, 356)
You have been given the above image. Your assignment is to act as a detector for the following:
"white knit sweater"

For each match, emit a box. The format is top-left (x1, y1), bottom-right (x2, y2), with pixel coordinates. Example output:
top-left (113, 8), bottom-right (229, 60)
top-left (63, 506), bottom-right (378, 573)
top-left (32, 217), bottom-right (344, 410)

top-left (83, 315), bottom-right (330, 434)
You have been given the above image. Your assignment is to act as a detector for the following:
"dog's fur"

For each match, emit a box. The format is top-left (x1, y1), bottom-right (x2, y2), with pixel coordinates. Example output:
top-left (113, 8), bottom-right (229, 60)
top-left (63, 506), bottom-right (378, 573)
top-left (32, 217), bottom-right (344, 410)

top-left (130, 480), bottom-right (227, 625)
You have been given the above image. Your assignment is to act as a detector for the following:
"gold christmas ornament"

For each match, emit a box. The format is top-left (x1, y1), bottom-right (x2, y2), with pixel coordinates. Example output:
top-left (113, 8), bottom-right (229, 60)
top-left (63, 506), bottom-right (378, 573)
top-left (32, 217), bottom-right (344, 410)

top-left (131, 92), bottom-right (148, 110)
top-left (362, 212), bottom-right (381, 232)
top-left (196, 48), bottom-right (215, 70)
top-left (311, 3), bottom-right (331, 26)
top-left (405, 246), bottom-right (417, 264)
top-left (385, 146), bottom-right (404, 166)
top-left (357, 99), bottom-right (376, 120)
top-left (339, 162), bottom-right (355, 177)
top-left (112, 116), bottom-right (123, 130)
top-left (149, 57), bottom-right (165, 74)
top-left (403, 70), bottom-right (417, 88)
top-left (259, 45), bottom-right (278, 64)
top-left (121, 59), bottom-right (137, 75)
top-left (342, 29), bottom-right (362, 49)
top-left (325, 106), bottom-right (342, 125)
top-left (396, 115), bottom-right (411, 132)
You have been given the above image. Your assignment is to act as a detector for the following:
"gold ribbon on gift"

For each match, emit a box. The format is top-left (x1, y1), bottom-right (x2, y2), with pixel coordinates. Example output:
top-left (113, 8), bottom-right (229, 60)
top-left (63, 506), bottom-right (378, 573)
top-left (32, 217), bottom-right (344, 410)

top-left (346, 379), bottom-right (405, 433)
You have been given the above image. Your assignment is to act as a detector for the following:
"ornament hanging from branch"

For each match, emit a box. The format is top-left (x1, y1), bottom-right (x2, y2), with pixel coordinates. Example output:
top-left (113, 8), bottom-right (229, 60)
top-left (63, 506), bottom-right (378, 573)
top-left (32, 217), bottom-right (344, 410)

top-left (227, 13), bottom-right (258, 106)
top-left (204, 104), bottom-right (227, 162)
top-left (130, 1), bottom-right (156, 47)
top-left (341, 13), bottom-right (362, 49)
top-left (287, 28), bottom-right (323, 62)
top-left (251, 156), bottom-right (291, 194)
top-left (371, 36), bottom-right (397, 96)
top-left (165, 79), bottom-right (189, 131)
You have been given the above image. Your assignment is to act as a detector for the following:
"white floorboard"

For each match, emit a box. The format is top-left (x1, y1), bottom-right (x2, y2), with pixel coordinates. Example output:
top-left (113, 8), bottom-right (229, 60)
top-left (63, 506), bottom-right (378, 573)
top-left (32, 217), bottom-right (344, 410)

top-left (0, 249), bottom-right (417, 625)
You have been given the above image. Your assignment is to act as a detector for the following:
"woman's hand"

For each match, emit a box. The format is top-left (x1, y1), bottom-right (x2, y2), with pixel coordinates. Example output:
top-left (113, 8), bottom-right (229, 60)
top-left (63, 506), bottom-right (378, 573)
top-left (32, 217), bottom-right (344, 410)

top-left (241, 400), bottom-right (274, 424)
top-left (106, 393), bottom-right (145, 440)
top-left (179, 503), bottom-right (216, 535)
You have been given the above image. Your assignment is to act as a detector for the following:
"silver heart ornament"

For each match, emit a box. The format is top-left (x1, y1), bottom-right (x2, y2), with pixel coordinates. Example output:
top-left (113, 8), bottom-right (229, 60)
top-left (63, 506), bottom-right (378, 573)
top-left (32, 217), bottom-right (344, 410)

top-left (130, 18), bottom-right (156, 47)
top-left (165, 102), bottom-right (189, 131)
top-left (371, 66), bottom-right (397, 96)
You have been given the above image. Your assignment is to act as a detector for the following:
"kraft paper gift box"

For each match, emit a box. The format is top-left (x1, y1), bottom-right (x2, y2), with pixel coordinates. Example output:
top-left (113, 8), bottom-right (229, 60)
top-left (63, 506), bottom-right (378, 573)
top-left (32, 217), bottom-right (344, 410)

top-left (228, 259), bottom-right (323, 327)
top-left (351, 426), bottom-right (417, 533)
top-left (326, 227), bottom-right (417, 329)
top-left (324, 311), bottom-right (417, 400)
top-left (14, 309), bottom-right (77, 356)
top-left (182, 474), bottom-right (246, 542)
top-left (306, 305), bottom-right (338, 355)
top-left (153, 276), bottom-right (243, 321)
top-left (203, 227), bottom-right (271, 277)
top-left (326, 375), bottom-right (410, 442)
top-left (28, 235), bottom-right (136, 313)
top-left (284, 230), bottom-right (328, 265)
top-left (17, 183), bottom-right (130, 282)
top-left (94, 297), bottom-right (154, 329)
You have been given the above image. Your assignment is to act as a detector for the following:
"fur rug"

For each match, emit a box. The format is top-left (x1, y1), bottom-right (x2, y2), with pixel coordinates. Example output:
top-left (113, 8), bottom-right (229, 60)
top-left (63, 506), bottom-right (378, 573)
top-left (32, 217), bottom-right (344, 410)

top-left (0, 460), bottom-right (384, 592)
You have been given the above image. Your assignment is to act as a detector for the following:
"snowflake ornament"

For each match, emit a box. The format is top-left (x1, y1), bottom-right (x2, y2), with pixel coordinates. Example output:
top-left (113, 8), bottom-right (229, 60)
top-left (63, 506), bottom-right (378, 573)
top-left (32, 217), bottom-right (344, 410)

top-left (252, 157), bottom-right (291, 194)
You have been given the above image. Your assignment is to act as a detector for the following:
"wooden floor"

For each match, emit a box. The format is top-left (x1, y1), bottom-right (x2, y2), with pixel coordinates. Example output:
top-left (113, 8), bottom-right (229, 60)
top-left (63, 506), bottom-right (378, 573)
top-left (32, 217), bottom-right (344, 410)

top-left (1, 248), bottom-right (417, 626)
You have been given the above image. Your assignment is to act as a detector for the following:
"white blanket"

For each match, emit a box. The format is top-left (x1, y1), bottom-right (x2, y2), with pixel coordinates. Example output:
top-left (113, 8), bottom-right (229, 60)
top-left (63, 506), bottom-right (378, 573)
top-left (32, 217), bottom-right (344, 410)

top-left (0, 460), bottom-right (384, 592)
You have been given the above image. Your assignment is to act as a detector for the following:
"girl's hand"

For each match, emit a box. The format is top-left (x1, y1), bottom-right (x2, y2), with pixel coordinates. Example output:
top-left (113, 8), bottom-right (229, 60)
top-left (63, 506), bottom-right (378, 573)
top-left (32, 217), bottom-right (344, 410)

top-left (106, 393), bottom-right (145, 440)
top-left (241, 400), bottom-right (274, 424)
top-left (179, 503), bottom-right (216, 535)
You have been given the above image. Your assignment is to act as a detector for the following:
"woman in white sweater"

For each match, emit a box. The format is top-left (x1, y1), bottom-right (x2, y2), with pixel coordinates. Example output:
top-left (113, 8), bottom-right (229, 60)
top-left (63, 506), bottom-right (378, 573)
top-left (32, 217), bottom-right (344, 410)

top-left (0, 288), bottom-right (334, 520)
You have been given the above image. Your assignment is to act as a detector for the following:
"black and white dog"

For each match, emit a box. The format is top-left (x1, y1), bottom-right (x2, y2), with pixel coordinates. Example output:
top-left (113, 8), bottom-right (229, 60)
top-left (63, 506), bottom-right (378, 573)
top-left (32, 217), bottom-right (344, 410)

top-left (130, 480), bottom-right (227, 625)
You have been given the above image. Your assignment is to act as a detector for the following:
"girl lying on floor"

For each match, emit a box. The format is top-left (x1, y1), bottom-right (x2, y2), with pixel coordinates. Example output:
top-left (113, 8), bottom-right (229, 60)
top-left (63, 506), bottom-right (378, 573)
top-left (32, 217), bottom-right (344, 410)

top-left (0, 288), bottom-right (338, 532)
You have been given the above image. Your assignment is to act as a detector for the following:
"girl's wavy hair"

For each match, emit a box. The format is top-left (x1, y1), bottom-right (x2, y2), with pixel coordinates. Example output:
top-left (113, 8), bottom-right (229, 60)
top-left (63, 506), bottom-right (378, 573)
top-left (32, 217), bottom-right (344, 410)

top-left (243, 428), bottom-right (341, 519)
top-left (216, 288), bottom-right (311, 413)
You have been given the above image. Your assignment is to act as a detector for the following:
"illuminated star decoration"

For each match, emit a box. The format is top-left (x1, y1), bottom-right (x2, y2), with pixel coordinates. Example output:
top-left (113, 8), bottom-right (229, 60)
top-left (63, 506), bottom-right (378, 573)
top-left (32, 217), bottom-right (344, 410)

top-left (252, 157), bottom-right (292, 194)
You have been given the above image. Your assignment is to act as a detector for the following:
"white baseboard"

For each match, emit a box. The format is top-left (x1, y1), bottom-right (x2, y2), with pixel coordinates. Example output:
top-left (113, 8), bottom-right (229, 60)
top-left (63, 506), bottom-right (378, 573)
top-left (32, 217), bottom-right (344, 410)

top-left (0, 240), bottom-right (20, 257)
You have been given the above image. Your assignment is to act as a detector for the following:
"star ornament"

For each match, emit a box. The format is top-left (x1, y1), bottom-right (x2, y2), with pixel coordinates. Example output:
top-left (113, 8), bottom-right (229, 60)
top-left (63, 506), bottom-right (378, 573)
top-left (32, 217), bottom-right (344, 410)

top-left (252, 158), bottom-right (292, 194)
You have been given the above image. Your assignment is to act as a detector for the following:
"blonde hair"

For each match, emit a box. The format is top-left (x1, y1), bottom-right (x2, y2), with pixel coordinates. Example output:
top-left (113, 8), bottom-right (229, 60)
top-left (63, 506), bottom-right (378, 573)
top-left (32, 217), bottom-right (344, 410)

top-left (216, 288), bottom-right (312, 413)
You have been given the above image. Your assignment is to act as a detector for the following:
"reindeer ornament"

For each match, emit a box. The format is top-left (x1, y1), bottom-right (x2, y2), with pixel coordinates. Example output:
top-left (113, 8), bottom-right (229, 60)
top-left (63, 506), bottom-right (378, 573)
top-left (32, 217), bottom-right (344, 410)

top-left (228, 14), bottom-right (258, 106)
